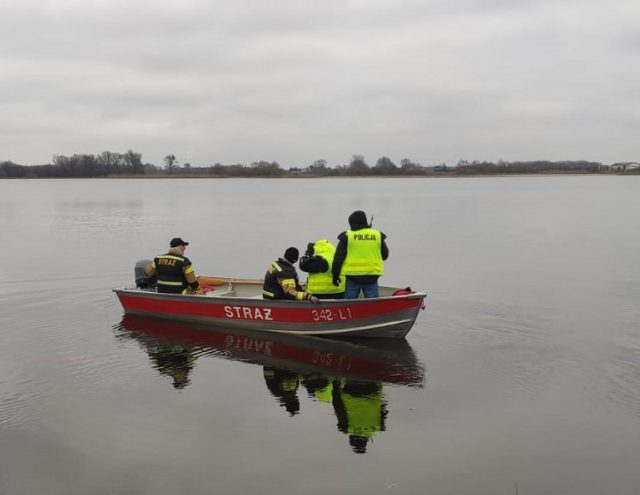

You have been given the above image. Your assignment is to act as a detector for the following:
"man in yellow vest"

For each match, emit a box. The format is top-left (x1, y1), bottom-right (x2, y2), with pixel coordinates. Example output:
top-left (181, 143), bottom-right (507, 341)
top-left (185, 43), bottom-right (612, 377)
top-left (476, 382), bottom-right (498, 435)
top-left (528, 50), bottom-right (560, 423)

top-left (332, 211), bottom-right (389, 299)
top-left (299, 239), bottom-right (346, 299)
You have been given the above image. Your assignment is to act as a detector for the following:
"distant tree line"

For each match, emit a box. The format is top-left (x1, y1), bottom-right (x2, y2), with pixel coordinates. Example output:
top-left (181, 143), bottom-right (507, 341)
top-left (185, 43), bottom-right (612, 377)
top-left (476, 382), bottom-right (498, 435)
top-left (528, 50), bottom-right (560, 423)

top-left (454, 159), bottom-right (606, 174)
top-left (0, 151), bottom-right (147, 178)
top-left (0, 151), bottom-right (633, 179)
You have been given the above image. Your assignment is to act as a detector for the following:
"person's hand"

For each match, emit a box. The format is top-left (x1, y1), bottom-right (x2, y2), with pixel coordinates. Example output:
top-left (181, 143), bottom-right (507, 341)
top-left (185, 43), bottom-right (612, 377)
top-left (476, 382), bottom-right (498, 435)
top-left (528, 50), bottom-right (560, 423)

top-left (308, 295), bottom-right (319, 304)
top-left (332, 275), bottom-right (341, 287)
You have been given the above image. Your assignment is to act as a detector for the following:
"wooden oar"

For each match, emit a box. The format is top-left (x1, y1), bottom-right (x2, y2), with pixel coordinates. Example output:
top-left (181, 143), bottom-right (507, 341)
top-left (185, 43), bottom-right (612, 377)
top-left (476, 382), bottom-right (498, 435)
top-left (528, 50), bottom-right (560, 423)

top-left (198, 276), bottom-right (263, 286)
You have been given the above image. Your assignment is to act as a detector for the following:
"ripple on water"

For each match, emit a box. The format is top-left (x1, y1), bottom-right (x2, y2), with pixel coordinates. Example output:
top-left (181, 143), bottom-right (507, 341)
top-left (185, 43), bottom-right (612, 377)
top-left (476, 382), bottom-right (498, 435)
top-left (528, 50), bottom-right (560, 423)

top-left (425, 298), bottom-right (602, 399)
top-left (1, 289), bottom-right (151, 405)
top-left (0, 370), bottom-right (51, 431)
top-left (428, 296), bottom-right (640, 418)
top-left (603, 343), bottom-right (640, 416)
top-left (0, 392), bottom-right (36, 430)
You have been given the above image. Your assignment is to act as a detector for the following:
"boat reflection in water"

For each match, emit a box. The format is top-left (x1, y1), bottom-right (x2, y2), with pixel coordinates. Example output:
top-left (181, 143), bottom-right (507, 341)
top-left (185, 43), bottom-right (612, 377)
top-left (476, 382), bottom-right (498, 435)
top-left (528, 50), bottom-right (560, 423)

top-left (115, 315), bottom-right (425, 453)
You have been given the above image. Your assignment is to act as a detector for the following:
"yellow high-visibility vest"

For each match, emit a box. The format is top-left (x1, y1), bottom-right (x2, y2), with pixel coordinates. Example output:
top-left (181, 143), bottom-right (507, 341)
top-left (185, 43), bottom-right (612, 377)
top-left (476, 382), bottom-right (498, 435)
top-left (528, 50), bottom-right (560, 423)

top-left (307, 240), bottom-right (345, 294)
top-left (342, 388), bottom-right (384, 439)
top-left (313, 382), bottom-right (333, 404)
top-left (342, 228), bottom-right (384, 276)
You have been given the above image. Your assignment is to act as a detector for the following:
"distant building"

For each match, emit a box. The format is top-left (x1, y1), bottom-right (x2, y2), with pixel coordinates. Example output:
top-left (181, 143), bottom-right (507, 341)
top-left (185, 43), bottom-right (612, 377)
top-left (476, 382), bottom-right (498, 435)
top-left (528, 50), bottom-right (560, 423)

top-left (288, 167), bottom-right (310, 176)
top-left (610, 162), bottom-right (640, 171)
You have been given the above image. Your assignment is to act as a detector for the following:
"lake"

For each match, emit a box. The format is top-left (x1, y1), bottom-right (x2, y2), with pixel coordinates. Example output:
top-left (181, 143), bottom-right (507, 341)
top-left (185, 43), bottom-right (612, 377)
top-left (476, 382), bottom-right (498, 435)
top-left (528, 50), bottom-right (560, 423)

top-left (1, 176), bottom-right (639, 495)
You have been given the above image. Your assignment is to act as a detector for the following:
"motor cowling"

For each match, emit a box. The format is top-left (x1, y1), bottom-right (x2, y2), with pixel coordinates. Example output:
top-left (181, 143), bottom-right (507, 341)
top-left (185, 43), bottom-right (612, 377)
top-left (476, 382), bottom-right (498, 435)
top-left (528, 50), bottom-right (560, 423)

top-left (134, 259), bottom-right (156, 289)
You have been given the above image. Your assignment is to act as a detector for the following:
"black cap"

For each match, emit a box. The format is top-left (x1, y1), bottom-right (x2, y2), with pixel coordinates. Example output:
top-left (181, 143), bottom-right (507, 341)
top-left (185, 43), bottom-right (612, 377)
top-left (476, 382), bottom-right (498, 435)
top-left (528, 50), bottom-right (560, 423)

top-left (284, 247), bottom-right (299, 264)
top-left (170, 237), bottom-right (189, 247)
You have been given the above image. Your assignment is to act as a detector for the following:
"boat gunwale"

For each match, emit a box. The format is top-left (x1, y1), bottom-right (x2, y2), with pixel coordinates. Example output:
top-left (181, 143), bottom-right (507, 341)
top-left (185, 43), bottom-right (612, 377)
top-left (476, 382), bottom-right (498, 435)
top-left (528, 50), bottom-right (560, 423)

top-left (112, 287), bottom-right (427, 306)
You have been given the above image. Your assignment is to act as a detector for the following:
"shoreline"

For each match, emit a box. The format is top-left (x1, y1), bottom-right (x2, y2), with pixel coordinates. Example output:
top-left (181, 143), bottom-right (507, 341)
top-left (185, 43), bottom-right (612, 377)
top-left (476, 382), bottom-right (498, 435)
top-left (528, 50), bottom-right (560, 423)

top-left (1, 172), bottom-right (637, 179)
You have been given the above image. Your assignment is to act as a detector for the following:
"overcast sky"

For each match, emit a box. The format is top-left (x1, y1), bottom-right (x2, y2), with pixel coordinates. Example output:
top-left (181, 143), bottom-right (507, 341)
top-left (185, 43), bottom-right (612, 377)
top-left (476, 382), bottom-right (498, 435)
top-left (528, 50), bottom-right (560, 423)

top-left (1, 0), bottom-right (638, 167)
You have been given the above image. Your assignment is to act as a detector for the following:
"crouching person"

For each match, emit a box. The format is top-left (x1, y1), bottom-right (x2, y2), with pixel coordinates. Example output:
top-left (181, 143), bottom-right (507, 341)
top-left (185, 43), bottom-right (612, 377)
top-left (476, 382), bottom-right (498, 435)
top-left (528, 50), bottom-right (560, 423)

top-left (299, 239), bottom-right (345, 299)
top-left (262, 247), bottom-right (319, 303)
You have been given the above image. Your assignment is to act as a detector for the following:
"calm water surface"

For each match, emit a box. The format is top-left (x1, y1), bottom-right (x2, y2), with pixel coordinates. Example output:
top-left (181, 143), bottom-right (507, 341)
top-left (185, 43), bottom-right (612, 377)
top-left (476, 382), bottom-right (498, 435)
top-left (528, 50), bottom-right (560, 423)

top-left (1, 177), bottom-right (639, 495)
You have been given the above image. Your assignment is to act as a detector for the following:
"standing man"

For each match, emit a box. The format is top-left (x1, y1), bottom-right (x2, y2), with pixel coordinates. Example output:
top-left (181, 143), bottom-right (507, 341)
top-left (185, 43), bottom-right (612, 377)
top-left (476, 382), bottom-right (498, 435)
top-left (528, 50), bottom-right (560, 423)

top-left (145, 237), bottom-right (202, 294)
top-left (299, 239), bottom-right (345, 299)
top-left (262, 247), bottom-right (319, 303)
top-left (332, 211), bottom-right (389, 299)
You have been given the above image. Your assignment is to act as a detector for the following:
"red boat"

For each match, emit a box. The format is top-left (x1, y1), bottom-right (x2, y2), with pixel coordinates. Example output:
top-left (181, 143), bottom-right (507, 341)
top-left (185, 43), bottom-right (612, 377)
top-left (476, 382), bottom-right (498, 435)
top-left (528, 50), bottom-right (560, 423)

top-left (113, 276), bottom-right (427, 338)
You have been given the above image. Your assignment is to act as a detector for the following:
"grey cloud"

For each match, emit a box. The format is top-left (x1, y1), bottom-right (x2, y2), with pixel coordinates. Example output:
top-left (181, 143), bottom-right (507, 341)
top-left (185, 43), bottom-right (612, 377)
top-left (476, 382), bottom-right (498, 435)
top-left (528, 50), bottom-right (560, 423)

top-left (1, 0), bottom-right (639, 166)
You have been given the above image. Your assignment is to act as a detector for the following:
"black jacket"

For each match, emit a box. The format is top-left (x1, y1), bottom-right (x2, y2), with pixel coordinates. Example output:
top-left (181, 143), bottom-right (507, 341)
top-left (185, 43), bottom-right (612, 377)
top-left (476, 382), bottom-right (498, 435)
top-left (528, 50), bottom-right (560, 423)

top-left (153, 253), bottom-right (193, 294)
top-left (299, 255), bottom-right (329, 274)
top-left (263, 258), bottom-right (305, 300)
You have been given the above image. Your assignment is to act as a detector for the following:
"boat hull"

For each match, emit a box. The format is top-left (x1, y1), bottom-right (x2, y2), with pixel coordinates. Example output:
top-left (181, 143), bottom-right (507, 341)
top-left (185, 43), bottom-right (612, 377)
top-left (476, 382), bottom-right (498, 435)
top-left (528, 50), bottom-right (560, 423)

top-left (113, 286), bottom-right (426, 338)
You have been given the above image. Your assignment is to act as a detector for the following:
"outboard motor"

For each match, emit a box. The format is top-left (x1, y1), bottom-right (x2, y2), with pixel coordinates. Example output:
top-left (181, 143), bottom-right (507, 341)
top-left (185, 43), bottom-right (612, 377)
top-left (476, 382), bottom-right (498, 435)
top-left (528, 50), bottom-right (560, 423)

top-left (134, 259), bottom-right (156, 290)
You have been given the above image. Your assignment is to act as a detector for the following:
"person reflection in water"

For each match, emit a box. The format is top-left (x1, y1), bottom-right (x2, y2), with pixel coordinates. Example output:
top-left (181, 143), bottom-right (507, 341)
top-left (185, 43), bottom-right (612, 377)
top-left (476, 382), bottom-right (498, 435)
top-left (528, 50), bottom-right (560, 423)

top-left (148, 342), bottom-right (195, 390)
top-left (264, 368), bottom-right (388, 453)
top-left (263, 367), bottom-right (302, 416)
top-left (331, 379), bottom-right (387, 454)
top-left (301, 374), bottom-right (334, 404)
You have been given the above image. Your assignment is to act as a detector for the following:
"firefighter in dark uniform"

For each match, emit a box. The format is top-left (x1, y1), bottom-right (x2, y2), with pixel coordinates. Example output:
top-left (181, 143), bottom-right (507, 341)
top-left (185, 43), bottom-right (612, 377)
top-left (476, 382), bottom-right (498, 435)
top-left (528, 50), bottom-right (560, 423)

top-left (144, 237), bottom-right (202, 294)
top-left (263, 367), bottom-right (302, 416)
top-left (148, 342), bottom-right (196, 390)
top-left (299, 239), bottom-right (346, 299)
top-left (262, 247), bottom-right (319, 303)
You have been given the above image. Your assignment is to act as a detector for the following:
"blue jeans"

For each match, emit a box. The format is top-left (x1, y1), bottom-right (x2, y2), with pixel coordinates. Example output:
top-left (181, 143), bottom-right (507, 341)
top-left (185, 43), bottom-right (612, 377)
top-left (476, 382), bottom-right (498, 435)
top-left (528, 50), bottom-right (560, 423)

top-left (345, 278), bottom-right (379, 299)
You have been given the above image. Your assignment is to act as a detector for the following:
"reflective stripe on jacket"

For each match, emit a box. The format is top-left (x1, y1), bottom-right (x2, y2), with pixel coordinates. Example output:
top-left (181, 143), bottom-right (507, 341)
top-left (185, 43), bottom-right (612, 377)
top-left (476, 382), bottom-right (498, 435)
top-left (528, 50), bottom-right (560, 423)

top-left (154, 253), bottom-right (193, 294)
top-left (342, 228), bottom-right (384, 276)
top-left (263, 259), bottom-right (307, 300)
